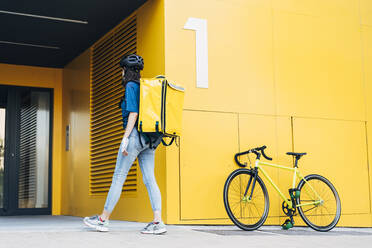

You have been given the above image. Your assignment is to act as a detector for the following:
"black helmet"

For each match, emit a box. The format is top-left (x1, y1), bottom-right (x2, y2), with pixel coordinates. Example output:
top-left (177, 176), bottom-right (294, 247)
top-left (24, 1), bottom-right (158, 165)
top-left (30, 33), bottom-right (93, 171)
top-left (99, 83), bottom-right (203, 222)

top-left (119, 54), bottom-right (144, 71)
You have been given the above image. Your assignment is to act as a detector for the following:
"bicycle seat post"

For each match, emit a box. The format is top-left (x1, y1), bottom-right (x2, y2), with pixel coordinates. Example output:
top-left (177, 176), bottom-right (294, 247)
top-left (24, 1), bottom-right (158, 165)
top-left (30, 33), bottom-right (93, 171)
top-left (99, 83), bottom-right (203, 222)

top-left (294, 157), bottom-right (299, 168)
top-left (286, 152), bottom-right (307, 168)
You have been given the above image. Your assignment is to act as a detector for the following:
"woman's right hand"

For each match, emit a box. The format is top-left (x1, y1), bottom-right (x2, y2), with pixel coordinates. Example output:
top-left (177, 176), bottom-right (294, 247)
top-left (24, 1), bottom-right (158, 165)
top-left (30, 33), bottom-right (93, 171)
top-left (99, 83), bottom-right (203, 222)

top-left (121, 112), bottom-right (138, 156)
top-left (120, 136), bottom-right (129, 156)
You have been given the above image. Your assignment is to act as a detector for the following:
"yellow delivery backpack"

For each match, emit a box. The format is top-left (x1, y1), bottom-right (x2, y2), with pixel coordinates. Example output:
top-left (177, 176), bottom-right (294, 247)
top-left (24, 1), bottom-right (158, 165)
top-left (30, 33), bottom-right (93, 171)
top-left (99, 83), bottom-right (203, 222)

top-left (138, 76), bottom-right (184, 147)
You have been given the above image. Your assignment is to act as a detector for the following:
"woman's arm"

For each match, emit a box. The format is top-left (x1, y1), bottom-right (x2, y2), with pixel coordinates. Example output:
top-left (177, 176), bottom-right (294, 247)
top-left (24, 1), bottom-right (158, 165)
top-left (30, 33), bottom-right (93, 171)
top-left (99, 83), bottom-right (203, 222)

top-left (121, 112), bottom-right (138, 156)
top-left (124, 112), bottom-right (138, 139)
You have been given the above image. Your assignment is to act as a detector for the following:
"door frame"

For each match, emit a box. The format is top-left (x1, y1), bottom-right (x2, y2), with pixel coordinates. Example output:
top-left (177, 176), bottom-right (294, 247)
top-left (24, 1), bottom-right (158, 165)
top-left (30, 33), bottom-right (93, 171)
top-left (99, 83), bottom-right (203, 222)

top-left (0, 85), bottom-right (53, 216)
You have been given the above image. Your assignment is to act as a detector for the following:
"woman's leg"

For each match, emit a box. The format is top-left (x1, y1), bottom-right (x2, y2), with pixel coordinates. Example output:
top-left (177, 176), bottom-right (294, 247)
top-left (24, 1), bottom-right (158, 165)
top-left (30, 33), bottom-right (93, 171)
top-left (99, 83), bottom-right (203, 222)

top-left (137, 148), bottom-right (162, 222)
top-left (100, 139), bottom-right (139, 220)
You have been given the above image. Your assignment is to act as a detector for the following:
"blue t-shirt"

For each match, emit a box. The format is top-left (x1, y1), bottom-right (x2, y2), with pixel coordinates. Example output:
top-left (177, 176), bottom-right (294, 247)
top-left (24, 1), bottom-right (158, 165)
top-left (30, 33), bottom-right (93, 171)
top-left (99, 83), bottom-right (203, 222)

top-left (121, 81), bottom-right (140, 129)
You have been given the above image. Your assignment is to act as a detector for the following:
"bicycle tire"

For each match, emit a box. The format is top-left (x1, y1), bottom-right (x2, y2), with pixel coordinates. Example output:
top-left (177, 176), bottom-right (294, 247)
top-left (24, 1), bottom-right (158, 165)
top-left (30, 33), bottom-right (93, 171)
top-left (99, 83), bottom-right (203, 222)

top-left (223, 168), bottom-right (269, 231)
top-left (296, 174), bottom-right (341, 232)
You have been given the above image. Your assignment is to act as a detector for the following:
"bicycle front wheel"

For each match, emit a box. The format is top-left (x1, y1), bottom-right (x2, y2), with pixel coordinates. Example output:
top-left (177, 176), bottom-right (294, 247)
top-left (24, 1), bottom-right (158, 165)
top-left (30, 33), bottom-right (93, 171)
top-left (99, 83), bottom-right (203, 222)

top-left (297, 174), bottom-right (341, 232)
top-left (223, 169), bottom-right (269, 231)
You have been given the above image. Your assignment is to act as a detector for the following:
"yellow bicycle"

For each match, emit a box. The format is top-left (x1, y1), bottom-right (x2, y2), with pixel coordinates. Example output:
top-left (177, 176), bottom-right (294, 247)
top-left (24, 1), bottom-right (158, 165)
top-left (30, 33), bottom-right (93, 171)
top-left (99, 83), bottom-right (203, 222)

top-left (223, 146), bottom-right (341, 232)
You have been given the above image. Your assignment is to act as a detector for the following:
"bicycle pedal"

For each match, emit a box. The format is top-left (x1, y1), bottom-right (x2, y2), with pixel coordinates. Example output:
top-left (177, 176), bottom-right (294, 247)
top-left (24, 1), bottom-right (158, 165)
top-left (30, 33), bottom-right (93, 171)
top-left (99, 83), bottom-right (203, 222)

top-left (281, 219), bottom-right (293, 230)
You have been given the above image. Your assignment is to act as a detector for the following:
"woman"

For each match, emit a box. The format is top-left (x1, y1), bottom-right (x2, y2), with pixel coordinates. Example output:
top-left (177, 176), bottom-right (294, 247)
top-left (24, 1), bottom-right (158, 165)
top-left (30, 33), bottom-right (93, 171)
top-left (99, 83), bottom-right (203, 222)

top-left (83, 54), bottom-right (166, 234)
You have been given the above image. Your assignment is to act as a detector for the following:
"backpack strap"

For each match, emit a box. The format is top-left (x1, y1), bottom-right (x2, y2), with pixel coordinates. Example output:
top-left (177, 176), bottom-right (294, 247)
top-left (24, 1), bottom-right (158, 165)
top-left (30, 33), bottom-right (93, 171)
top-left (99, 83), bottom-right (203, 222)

top-left (138, 122), bottom-right (144, 148)
top-left (138, 132), bottom-right (144, 148)
top-left (161, 137), bottom-right (175, 146)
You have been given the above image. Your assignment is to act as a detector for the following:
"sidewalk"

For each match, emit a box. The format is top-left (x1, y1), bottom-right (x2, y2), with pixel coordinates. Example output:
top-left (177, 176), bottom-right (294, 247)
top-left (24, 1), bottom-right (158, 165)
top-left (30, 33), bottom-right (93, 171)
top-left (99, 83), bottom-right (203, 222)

top-left (0, 216), bottom-right (371, 248)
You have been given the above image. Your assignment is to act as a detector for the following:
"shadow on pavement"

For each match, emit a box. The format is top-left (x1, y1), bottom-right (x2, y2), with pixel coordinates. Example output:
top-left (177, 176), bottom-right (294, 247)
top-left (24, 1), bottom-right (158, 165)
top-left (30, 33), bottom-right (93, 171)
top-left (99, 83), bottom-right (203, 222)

top-left (193, 229), bottom-right (372, 236)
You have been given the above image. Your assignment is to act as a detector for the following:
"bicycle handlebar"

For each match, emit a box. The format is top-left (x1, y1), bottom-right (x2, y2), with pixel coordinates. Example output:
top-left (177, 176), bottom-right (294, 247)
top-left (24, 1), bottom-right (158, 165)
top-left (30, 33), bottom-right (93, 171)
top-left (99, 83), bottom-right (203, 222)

top-left (234, 145), bottom-right (273, 167)
top-left (261, 146), bottom-right (273, 161)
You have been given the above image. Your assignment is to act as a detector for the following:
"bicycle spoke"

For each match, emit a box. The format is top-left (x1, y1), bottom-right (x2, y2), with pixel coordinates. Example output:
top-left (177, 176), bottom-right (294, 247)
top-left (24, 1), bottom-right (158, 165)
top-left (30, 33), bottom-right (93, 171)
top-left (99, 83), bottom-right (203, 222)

top-left (297, 175), bottom-right (340, 231)
top-left (226, 171), bottom-right (267, 227)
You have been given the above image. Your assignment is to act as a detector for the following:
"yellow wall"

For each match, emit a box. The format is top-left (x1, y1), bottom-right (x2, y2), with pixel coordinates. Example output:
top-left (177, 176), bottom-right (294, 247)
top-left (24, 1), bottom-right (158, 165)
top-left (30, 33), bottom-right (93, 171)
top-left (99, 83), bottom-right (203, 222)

top-left (0, 63), bottom-right (63, 215)
top-left (60, 0), bottom-right (167, 222)
top-left (164, 0), bottom-right (372, 227)
top-left (2, 0), bottom-right (372, 228)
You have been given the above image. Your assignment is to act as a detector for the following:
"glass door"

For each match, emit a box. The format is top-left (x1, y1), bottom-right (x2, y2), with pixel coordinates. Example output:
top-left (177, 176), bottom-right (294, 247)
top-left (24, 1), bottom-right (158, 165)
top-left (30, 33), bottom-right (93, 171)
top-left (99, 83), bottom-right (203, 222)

top-left (0, 85), bottom-right (52, 215)
top-left (0, 108), bottom-right (5, 210)
top-left (0, 86), bottom-right (8, 215)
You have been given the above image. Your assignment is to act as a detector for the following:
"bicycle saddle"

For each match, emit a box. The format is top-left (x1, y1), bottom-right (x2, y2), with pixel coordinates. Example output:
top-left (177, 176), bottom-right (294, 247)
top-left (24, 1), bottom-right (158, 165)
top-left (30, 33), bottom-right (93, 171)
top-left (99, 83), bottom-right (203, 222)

top-left (286, 152), bottom-right (307, 157)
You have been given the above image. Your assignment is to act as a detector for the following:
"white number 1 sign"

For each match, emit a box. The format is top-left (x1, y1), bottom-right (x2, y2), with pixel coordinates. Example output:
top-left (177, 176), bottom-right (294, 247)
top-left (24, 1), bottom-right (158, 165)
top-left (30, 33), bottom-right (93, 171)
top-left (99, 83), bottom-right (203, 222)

top-left (184, 17), bottom-right (209, 89)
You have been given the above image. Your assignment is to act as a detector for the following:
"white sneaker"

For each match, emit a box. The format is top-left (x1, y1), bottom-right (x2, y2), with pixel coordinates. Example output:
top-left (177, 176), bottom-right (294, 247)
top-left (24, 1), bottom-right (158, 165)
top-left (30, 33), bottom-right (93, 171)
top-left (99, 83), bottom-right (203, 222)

top-left (141, 221), bottom-right (167, 234)
top-left (83, 215), bottom-right (109, 232)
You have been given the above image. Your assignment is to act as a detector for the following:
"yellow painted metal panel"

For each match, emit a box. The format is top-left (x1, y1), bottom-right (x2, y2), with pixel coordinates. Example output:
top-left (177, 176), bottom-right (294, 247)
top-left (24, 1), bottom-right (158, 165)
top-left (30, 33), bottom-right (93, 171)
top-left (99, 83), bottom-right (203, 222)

top-left (163, 0), bottom-right (371, 226)
top-left (360, 0), bottom-right (372, 26)
top-left (361, 25), bottom-right (372, 226)
top-left (293, 118), bottom-right (370, 214)
top-left (239, 115), bottom-right (292, 224)
top-left (164, 0), bottom-right (275, 115)
top-left (272, 0), bottom-right (359, 19)
top-left (180, 110), bottom-right (239, 220)
top-left (0, 64), bottom-right (62, 88)
top-left (273, 10), bottom-right (365, 120)
top-left (338, 214), bottom-right (372, 227)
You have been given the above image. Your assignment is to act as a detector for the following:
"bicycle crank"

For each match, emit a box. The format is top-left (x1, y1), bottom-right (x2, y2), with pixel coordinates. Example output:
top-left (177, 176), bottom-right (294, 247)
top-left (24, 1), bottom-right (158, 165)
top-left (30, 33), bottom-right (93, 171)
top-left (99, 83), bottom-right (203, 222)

top-left (281, 201), bottom-right (296, 230)
top-left (282, 201), bottom-right (296, 216)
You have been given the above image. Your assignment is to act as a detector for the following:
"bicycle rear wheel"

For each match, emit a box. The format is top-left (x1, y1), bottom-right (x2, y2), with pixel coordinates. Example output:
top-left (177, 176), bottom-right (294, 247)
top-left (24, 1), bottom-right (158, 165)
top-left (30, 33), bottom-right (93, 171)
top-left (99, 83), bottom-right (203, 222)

top-left (223, 169), bottom-right (269, 231)
top-left (296, 174), bottom-right (341, 232)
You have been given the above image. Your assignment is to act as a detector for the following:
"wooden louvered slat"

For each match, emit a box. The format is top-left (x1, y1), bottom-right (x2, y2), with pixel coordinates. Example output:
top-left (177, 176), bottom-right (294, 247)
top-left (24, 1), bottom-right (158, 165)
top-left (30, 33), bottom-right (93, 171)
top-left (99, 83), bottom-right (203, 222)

top-left (90, 176), bottom-right (137, 184)
top-left (91, 188), bottom-right (136, 194)
top-left (91, 166), bottom-right (136, 174)
top-left (91, 89), bottom-right (122, 109)
top-left (90, 143), bottom-right (118, 155)
top-left (115, 16), bottom-right (136, 35)
top-left (90, 13), bottom-right (138, 196)
top-left (92, 74), bottom-right (121, 92)
top-left (114, 36), bottom-right (136, 55)
top-left (91, 83), bottom-right (122, 105)
top-left (90, 171), bottom-right (137, 181)
top-left (92, 37), bottom-right (114, 62)
top-left (91, 177), bottom-right (136, 184)
top-left (115, 25), bottom-right (136, 44)
top-left (90, 147), bottom-right (120, 157)
top-left (90, 182), bottom-right (136, 189)
top-left (91, 131), bottom-right (123, 147)
top-left (91, 104), bottom-right (121, 120)
top-left (92, 74), bottom-right (121, 94)
top-left (92, 48), bottom-right (115, 70)
top-left (91, 125), bottom-right (122, 140)
top-left (90, 168), bottom-right (137, 177)
top-left (91, 59), bottom-right (117, 81)
top-left (114, 33), bottom-right (136, 51)
top-left (91, 96), bottom-right (122, 115)
top-left (91, 109), bottom-right (121, 126)
top-left (92, 73), bottom-right (121, 91)
top-left (92, 77), bottom-right (122, 96)
top-left (91, 114), bottom-right (122, 132)
top-left (90, 137), bottom-right (122, 150)
top-left (91, 178), bottom-right (136, 186)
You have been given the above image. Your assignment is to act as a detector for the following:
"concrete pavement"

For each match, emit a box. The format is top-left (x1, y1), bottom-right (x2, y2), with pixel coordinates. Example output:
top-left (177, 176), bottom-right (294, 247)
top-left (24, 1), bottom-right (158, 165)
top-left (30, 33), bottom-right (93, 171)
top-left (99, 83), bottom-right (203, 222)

top-left (0, 216), bottom-right (371, 248)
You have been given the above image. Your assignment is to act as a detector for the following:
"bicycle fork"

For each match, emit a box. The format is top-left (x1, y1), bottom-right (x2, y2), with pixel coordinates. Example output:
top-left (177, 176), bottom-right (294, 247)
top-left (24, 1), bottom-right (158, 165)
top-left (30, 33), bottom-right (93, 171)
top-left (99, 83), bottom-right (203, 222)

top-left (242, 168), bottom-right (258, 202)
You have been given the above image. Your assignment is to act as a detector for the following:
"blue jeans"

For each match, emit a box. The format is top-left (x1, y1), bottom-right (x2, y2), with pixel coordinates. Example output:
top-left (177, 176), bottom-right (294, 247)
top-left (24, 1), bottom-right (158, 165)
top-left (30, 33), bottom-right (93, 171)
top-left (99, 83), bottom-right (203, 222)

top-left (103, 129), bottom-right (162, 213)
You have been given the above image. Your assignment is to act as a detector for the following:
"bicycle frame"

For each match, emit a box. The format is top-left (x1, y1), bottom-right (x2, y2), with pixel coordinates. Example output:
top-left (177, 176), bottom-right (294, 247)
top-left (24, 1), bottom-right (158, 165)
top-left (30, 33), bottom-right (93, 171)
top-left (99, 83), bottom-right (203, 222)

top-left (252, 159), bottom-right (323, 209)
